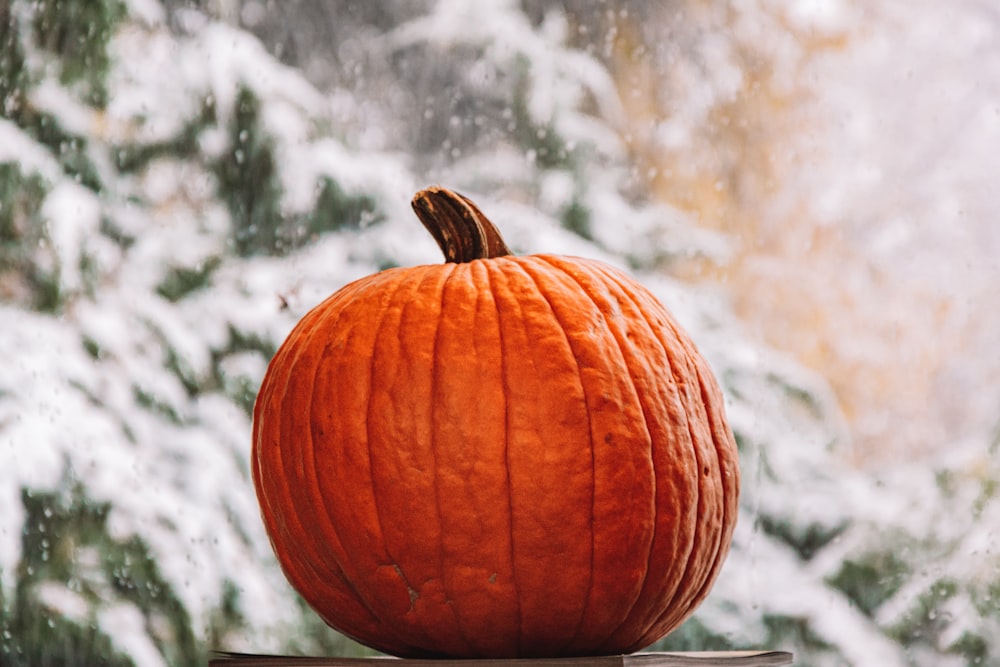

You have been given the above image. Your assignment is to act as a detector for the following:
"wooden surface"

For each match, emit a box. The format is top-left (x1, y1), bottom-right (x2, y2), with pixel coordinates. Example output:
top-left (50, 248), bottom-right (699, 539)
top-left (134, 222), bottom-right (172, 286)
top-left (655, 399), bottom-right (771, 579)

top-left (209, 650), bottom-right (793, 667)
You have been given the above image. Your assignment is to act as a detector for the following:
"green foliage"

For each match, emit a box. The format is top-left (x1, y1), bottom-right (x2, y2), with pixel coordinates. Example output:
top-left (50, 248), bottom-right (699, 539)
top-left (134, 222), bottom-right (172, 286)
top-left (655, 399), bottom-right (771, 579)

top-left (560, 194), bottom-right (592, 240)
top-left (214, 87), bottom-right (383, 257)
top-left (82, 335), bottom-right (103, 360)
top-left (888, 578), bottom-right (959, 646)
top-left (0, 1), bottom-right (29, 116)
top-left (0, 163), bottom-right (63, 310)
top-left (285, 596), bottom-right (380, 658)
top-left (949, 632), bottom-right (987, 665)
top-left (655, 615), bottom-right (739, 652)
top-left (1, 484), bottom-right (178, 667)
top-left (30, 110), bottom-right (103, 190)
top-left (211, 326), bottom-right (279, 415)
top-left (1, 0), bottom-right (127, 154)
top-left (215, 86), bottom-right (286, 257)
top-left (974, 476), bottom-right (997, 517)
top-left (2, 480), bottom-right (256, 667)
top-left (205, 581), bottom-right (248, 653)
top-left (757, 514), bottom-right (847, 561)
top-left (31, 0), bottom-right (126, 107)
top-left (164, 344), bottom-right (202, 398)
top-left (2, 596), bottom-right (133, 667)
top-left (0, 0), bottom-right (106, 190)
top-left (761, 614), bottom-right (835, 655)
top-left (132, 384), bottom-right (183, 424)
top-left (827, 548), bottom-right (910, 617)
top-left (157, 256), bottom-right (223, 303)
top-left (769, 372), bottom-right (827, 422)
top-left (214, 359), bottom-right (259, 415)
top-left (306, 176), bottom-right (382, 237)
top-left (971, 579), bottom-right (1000, 618)
top-left (934, 468), bottom-right (958, 498)
top-left (509, 57), bottom-right (571, 170)
top-left (0, 164), bottom-right (47, 256)
top-left (113, 95), bottom-right (217, 174)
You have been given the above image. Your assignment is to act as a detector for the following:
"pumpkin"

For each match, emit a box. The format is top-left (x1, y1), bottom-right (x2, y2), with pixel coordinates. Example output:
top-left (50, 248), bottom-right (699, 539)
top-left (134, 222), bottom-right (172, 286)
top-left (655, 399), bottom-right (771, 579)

top-left (251, 187), bottom-right (739, 659)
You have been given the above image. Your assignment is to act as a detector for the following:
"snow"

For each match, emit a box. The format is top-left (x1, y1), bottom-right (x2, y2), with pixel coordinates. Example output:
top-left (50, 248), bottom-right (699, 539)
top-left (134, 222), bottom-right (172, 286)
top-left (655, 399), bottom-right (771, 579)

top-left (121, 0), bottom-right (164, 27)
top-left (726, 523), bottom-right (911, 667)
top-left (98, 603), bottom-right (169, 667)
top-left (388, 0), bottom-right (626, 158)
top-left (31, 80), bottom-right (96, 138)
top-left (785, 0), bottom-right (1000, 459)
top-left (0, 119), bottom-right (62, 180)
top-left (41, 181), bottom-right (103, 293)
top-left (194, 22), bottom-right (326, 122)
top-left (785, 0), bottom-right (852, 31)
top-left (36, 581), bottom-right (90, 622)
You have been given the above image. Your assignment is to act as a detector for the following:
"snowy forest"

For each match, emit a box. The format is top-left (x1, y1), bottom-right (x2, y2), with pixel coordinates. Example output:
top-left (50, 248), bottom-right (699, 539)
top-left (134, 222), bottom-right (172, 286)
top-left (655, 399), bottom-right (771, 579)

top-left (1, 0), bottom-right (999, 666)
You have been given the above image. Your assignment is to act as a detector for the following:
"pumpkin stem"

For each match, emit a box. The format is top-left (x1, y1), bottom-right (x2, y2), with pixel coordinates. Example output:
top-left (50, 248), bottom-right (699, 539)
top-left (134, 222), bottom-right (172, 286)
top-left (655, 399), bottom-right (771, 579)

top-left (412, 187), bottom-right (513, 263)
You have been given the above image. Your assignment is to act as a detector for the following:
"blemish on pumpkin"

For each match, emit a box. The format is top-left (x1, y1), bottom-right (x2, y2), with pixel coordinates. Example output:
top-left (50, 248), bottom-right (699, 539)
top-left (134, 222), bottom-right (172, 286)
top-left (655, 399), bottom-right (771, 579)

top-left (392, 564), bottom-right (420, 610)
top-left (488, 572), bottom-right (497, 584)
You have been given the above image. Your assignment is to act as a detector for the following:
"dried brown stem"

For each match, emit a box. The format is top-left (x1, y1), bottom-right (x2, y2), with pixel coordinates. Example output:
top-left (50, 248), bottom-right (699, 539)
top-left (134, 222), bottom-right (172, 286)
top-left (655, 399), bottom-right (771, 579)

top-left (411, 187), bottom-right (513, 263)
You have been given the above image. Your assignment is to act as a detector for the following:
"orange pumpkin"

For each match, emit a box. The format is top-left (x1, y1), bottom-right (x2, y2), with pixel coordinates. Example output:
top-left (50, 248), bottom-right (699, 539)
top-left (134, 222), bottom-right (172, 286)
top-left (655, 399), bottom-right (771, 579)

top-left (252, 187), bottom-right (739, 658)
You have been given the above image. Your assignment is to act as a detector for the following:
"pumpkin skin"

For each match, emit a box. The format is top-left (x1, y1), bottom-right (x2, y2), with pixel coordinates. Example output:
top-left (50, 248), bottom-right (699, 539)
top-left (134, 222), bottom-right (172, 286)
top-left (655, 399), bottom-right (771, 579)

top-left (251, 188), bottom-right (739, 659)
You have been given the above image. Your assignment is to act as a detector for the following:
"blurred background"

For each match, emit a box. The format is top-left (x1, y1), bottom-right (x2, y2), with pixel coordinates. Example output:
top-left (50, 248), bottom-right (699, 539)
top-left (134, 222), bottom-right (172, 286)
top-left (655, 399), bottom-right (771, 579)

top-left (1, 0), bottom-right (998, 665)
